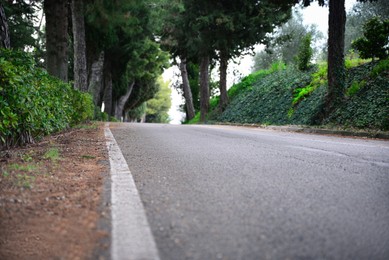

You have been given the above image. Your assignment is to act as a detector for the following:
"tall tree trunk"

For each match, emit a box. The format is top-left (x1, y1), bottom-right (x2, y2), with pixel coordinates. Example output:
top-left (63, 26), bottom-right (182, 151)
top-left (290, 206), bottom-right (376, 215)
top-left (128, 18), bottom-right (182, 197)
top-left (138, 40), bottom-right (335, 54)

top-left (103, 55), bottom-right (113, 116)
top-left (88, 51), bottom-right (104, 106)
top-left (219, 50), bottom-right (229, 112)
top-left (71, 0), bottom-right (87, 92)
top-left (124, 107), bottom-right (130, 122)
top-left (179, 57), bottom-right (196, 120)
top-left (115, 81), bottom-right (135, 120)
top-left (0, 4), bottom-right (10, 48)
top-left (324, 0), bottom-right (346, 119)
top-left (44, 0), bottom-right (69, 82)
top-left (199, 56), bottom-right (210, 122)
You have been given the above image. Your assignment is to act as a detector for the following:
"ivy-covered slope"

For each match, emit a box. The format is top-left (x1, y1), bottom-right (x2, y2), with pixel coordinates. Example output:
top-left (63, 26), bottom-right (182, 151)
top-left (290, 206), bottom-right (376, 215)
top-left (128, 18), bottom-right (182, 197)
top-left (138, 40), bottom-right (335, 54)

top-left (216, 60), bottom-right (389, 130)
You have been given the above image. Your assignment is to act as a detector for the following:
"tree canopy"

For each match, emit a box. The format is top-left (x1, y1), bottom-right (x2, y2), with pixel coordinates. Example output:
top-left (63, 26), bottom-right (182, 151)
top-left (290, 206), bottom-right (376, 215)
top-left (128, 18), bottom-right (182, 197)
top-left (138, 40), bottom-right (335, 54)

top-left (146, 77), bottom-right (172, 123)
top-left (253, 9), bottom-right (323, 71)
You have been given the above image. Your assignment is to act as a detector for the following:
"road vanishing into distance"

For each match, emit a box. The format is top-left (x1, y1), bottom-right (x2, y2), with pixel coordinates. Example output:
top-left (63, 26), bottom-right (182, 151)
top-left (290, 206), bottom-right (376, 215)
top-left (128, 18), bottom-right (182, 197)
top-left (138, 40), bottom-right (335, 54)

top-left (110, 123), bottom-right (389, 260)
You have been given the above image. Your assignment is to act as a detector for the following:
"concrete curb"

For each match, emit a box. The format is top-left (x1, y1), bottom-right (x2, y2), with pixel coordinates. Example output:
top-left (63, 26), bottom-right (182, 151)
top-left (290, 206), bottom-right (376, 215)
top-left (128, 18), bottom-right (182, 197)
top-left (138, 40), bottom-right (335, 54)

top-left (104, 123), bottom-right (160, 260)
top-left (214, 122), bottom-right (389, 140)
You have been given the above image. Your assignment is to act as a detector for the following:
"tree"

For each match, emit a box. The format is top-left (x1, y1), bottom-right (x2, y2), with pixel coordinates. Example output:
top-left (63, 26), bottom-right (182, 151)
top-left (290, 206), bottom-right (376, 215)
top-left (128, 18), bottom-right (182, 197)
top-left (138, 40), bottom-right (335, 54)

top-left (300, 0), bottom-right (347, 121)
top-left (199, 56), bottom-right (210, 122)
top-left (85, 0), bottom-right (168, 119)
top-left (212, 0), bottom-right (296, 111)
top-left (180, 0), bottom-right (296, 120)
top-left (44, 0), bottom-right (69, 81)
top-left (0, 3), bottom-right (10, 48)
top-left (179, 58), bottom-right (196, 120)
top-left (352, 17), bottom-right (389, 60)
top-left (345, 0), bottom-right (389, 53)
top-left (1, 1), bottom-right (40, 50)
top-left (324, 0), bottom-right (346, 119)
top-left (146, 77), bottom-right (172, 123)
top-left (297, 33), bottom-right (313, 70)
top-left (301, 0), bottom-right (377, 120)
top-left (71, 0), bottom-right (88, 92)
top-left (252, 9), bottom-right (323, 71)
top-left (158, 0), bottom-right (196, 120)
top-left (253, 49), bottom-right (277, 71)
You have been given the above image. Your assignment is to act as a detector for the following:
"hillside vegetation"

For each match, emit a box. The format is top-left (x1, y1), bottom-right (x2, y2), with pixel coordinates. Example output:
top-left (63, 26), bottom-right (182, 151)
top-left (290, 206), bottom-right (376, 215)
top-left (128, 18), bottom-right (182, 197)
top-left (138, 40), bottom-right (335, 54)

top-left (191, 59), bottom-right (389, 131)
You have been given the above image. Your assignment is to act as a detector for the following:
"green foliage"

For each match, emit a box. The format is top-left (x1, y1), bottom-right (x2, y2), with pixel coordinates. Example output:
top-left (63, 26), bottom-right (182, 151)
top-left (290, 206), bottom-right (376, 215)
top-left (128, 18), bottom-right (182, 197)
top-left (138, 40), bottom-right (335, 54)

top-left (43, 148), bottom-right (60, 162)
top-left (253, 9), bottom-right (323, 71)
top-left (2, 1), bottom-right (39, 50)
top-left (15, 174), bottom-right (36, 189)
top-left (228, 61), bottom-right (286, 101)
top-left (5, 163), bottom-right (38, 189)
top-left (218, 59), bottom-right (388, 130)
top-left (186, 61), bottom-right (287, 124)
top-left (370, 58), bottom-right (389, 77)
top-left (219, 66), bottom-right (314, 125)
top-left (187, 62), bottom-right (200, 110)
top-left (86, 0), bottom-right (169, 118)
top-left (0, 49), bottom-right (94, 148)
top-left (345, 0), bottom-right (389, 53)
top-left (8, 163), bottom-right (37, 172)
top-left (127, 102), bottom-right (147, 122)
top-left (326, 61), bottom-right (389, 130)
top-left (346, 80), bottom-right (366, 97)
top-left (146, 78), bottom-right (172, 123)
top-left (292, 63), bottom-right (327, 105)
top-left (344, 57), bottom-right (371, 69)
top-left (185, 112), bottom-right (201, 125)
top-left (352, 17), bottom-right (389, 60)
top-left (70, 91), bottom-right (94, 125)
top-left (296, 33), bottom-right (313, 71)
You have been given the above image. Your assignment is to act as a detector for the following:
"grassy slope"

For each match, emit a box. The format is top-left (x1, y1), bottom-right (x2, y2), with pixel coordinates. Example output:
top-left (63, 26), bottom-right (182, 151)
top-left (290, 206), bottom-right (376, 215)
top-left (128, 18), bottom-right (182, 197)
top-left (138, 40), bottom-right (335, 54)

top-left (191, 59), bottom-right (389, 131)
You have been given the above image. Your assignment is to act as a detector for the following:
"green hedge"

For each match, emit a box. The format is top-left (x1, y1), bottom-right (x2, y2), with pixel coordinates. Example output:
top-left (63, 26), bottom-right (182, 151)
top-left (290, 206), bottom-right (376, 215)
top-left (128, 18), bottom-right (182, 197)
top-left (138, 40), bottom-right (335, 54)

top-left (0, 49), bottom-right (94, 148)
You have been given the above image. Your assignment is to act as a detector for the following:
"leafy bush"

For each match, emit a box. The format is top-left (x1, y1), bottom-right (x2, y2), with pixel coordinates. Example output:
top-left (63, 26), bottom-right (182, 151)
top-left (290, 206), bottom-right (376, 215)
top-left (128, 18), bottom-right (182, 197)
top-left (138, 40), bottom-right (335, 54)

top-left (352, 17), bottom-right (389, 60)
top-left (0, 49), bottom-right (94, 148)
top-left (70, 91), bottom-right (94, 124)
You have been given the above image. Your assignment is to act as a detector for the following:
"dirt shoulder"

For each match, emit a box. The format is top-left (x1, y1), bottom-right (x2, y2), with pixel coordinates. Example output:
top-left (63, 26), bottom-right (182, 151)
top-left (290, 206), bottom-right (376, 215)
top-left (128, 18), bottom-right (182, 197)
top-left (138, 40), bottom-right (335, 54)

top-left (0, 122), bottom-right (110, 259)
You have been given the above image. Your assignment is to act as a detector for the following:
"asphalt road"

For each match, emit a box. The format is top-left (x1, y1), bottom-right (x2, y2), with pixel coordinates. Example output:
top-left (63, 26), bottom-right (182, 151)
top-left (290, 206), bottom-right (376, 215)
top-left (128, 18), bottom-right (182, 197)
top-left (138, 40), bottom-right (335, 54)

top-left (111, 123), bottom-right (389, 260)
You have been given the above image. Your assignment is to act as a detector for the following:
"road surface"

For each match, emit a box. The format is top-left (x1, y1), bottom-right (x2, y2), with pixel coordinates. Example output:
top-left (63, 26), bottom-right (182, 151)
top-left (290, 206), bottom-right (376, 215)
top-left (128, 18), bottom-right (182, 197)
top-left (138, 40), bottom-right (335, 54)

top-left (110, 123), bottom-right (389, 260)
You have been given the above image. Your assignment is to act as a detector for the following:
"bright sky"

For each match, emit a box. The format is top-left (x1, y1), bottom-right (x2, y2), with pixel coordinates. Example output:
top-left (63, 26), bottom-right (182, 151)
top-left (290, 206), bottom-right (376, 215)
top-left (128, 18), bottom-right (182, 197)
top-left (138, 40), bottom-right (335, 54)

top-left (166, 0), bottom-right (357, 124)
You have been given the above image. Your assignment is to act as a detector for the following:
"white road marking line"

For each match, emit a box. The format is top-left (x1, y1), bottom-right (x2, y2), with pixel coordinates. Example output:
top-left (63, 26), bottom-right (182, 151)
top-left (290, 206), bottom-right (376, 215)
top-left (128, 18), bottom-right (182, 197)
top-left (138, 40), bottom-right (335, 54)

top-left (194, 125), bottom-right (389, 149)
top-left (105, 124), bottom-right (160, 260)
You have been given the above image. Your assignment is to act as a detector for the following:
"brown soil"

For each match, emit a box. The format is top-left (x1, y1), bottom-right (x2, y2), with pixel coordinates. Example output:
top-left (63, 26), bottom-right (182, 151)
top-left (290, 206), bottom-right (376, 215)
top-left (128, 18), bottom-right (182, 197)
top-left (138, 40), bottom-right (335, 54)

top-left (0, 123), bottom-right (110, 259)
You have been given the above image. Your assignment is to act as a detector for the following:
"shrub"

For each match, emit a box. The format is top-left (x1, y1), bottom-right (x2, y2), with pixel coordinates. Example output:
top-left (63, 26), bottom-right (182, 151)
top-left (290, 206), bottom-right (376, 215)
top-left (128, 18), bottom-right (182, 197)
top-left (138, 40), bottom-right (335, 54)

top-left (352, 17), bottom-right (389, 60)
top-left (70, 91), bottom-right (94, 125)
top-left (0, 49), bottom-right (94, 148)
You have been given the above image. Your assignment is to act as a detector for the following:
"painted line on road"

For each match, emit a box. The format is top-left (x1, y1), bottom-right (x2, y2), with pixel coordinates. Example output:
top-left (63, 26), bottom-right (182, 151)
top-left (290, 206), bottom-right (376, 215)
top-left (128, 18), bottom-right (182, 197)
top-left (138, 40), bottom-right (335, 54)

top-left (194, 125), bottom-right (389, 149)
top-left (104, 123), bottom-right (160, 260)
